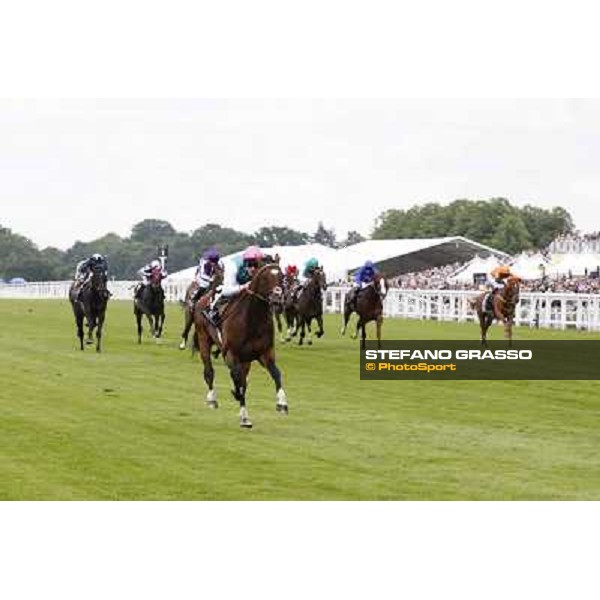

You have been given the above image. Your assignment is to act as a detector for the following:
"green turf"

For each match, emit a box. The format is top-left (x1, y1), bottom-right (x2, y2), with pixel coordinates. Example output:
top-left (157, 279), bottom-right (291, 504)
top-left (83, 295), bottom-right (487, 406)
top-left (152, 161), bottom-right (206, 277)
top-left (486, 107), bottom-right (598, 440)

top-left (1, 299), bottom-right (600, 500)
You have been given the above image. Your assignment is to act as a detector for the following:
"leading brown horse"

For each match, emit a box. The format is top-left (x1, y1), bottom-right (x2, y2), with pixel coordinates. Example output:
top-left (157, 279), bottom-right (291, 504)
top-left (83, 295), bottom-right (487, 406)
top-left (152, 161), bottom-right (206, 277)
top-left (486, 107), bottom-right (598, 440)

top-left (471, 276), bottom-right (521, 347)
top-left (341, 273), bottom-right (388, 348)
top-left (193, 263), bottom-right (287, 428)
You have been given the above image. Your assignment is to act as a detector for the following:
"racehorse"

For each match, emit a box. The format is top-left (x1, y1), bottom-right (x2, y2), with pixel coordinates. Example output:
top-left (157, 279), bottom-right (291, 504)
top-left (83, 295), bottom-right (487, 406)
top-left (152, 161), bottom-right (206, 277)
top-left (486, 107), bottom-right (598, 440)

top-left (341, 273), bottom-right (388, 348)
top-left (69, 266), bottom-right (110, 352)
top-left (282, 280), bottom-right (299, 341)
top-left (193, 262), bottom-right (288, 428)
top-left (295, 267), bottom-right (327, 345)
top-left (134, 268), bottom-right (166, 343)
top-left (179, 264), bottom-right (224, 350)
top-left (471, 276), bottom-right (521, 347)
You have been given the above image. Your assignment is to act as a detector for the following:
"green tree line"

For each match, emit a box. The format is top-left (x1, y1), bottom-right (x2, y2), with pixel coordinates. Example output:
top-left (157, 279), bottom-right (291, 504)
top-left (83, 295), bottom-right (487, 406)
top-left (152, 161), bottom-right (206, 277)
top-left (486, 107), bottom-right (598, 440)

top-left (0, 220), bottom-right (362, 281)
top-left (1, 199), bottom-right (575, 281)
top-left (372, 198), bottom-right (574, 254)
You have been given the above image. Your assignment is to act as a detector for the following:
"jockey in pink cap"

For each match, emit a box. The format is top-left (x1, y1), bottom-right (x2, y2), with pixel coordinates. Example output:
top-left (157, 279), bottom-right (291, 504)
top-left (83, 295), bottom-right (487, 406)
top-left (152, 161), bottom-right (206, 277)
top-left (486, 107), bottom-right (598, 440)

top-left (202, 245), bottom-right (265, 327)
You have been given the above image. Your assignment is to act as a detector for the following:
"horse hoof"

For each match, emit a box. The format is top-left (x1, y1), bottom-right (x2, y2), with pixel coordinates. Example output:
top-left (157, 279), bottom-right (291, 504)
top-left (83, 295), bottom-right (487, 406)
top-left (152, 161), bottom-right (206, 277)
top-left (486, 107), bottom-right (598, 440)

top-left (179, 341), bottom-right (186, 350)
top-left (316, 332), bottom-right (324, 338)
top-left (276, 403), bottom-right (289, 414)
top-left (307, 339), bottom-right (313, 346)
top-left (240, 418), bottom-right (253, 429)
top-left (350, 334), bottom-right (357, 340)
top-left (206, 400), bottom-right (218, 409)
top-left (85, 339), bottom-right (93, 345)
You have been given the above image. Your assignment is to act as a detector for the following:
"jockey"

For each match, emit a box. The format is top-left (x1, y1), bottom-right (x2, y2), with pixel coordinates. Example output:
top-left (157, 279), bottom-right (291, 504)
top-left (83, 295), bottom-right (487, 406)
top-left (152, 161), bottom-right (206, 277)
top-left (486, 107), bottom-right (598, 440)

top-left (484, 264), bottom-right (512, 311)
top-left (190, 247), bottom-right (224, 305)
top-left (284, 264), bottom-right (299, 288)
top-left (135, 258), bottom-right (168, 298)
top-left (202, 245), bottom-right (265, 326)
top-left (347, 260), bottom-right (379, 306)
top-left (74, 253), bottom-right (108, 286)
top-left (302, 257), bottom-right (320, 281)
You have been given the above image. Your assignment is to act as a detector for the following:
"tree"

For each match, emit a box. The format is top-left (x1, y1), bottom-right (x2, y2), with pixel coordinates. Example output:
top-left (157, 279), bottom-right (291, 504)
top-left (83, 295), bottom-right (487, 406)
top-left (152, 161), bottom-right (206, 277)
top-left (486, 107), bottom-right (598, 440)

top-left (312, 222), bottom-right (337, 247)
top-left (340, 230), bottom-right (365, 247)
top-left (253, 226), bottom-right (309, 247)
top-left (489, 211), bottom-right (533, 254)
top-left (130, 219), bottom-right (176, 243)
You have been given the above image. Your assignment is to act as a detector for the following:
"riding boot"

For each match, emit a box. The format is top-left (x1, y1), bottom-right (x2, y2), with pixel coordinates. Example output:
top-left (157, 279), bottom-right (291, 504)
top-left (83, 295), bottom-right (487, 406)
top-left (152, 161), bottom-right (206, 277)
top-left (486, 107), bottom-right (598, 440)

top-left (190, 286), bottom-right (204, 308)
top-left (202, 293), bottom-right (222, 328)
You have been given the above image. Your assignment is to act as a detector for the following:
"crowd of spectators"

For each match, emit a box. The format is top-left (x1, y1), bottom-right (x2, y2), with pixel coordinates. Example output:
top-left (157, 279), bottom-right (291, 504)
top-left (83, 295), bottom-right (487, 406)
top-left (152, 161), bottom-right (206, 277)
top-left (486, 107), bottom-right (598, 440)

top-left (383, 262), bottom-right (600, 294)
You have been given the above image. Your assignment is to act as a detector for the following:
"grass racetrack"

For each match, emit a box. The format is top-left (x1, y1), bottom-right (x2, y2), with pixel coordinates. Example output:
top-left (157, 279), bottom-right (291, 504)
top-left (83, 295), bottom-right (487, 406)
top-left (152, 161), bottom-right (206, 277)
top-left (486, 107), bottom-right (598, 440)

top-left (1, 298), bottom-right (600, 500)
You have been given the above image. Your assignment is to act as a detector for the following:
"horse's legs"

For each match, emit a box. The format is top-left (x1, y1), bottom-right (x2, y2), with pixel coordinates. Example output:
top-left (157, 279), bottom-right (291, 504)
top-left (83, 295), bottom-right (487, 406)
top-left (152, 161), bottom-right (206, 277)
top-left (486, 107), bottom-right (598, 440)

top-left (229, 360), bottom-right (252, 428)
top-left (96, 310), bottom-right (105, 353)
top-left (315, 313), bottom-right (324, 338)
top-left (351, 317), bottom-right (363, 340)
top-left (180, 309), bottom-right (193, 350)
top-left (74, 305), bottom-right (85, 350)
top-left (157, 312), bottom-right (165, 338)
top-left (260, 349), bottom-right (288, 414)
top-left (480, 313), bottom-right (491, 348)
top-left (135, 309), bottom-right (143, 344)
top-left (274, 311), bottom-right (285, 343)
top-left (341, 304), bottom-right (353, 335)
top-left (305, 317), bottom-right (313, 345)
top-left (145, 314), bottom-right (155, 338)
top-left (198, 330), bottom-right (217, 408)
top-left (360, 320), bottom-right (367, 350)
top-left (297, 317), bottom-right (305, 345)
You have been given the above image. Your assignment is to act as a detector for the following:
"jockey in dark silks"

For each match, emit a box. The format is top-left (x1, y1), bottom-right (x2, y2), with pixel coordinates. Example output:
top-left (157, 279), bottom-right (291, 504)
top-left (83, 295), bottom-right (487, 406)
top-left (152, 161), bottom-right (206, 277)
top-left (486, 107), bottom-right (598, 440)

top-left (202, 246), bottom-right (264, 327)
top-left (347, 260), bottom-right (378, 307)
top-left (74, 253), bottom-right (108, 300)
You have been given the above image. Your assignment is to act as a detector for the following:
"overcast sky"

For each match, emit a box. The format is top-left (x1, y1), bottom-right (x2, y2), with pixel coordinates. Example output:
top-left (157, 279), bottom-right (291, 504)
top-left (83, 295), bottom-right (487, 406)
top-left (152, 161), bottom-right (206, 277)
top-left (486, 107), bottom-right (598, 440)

top-left (2, 99), bottom-right (600, 250)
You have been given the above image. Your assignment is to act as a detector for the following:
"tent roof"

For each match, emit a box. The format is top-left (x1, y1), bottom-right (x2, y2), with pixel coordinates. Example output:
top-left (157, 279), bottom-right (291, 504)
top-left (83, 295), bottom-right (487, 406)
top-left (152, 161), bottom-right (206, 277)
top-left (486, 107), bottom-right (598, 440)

top-left (166, 237), bottom-right (509, 282)
top-left (335, 237), bottom-right (509, 276)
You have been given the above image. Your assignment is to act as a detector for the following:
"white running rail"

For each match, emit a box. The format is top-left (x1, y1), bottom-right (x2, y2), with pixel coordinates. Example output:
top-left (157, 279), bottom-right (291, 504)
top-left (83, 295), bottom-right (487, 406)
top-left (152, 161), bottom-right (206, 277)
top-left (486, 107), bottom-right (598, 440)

top-left (2, 282), bottom-right (600, 331)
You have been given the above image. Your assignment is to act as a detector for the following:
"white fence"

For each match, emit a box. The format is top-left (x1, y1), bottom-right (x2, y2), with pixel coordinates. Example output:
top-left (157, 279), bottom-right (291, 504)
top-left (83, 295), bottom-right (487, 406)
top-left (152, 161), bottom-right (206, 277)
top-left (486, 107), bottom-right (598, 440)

top-left (3, 282), bottom-right (600, 331)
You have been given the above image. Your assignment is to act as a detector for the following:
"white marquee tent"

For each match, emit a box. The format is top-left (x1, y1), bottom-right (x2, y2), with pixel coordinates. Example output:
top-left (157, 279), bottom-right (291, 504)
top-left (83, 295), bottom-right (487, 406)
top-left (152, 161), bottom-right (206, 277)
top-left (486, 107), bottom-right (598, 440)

top-left (166, 237), bottom-right (509, 283)
top-left (448, 255), bottom-right (503, 283)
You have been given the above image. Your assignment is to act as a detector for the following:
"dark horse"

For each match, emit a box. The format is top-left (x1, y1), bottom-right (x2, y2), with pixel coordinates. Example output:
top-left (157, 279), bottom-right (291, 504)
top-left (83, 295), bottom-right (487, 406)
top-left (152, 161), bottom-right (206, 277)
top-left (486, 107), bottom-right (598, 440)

top-left (134, 268), bottom-right (166, 343)
top-left (179, 265), bottom-right (224, 350)
top-left (271, 275), bottom-right (299, 343)
top-left (282, 278), bottom-right (300, 342)
top-left (471, 276), bottom-right (521, 347)
top-left (193, 263), bottom-right (288, 428)
top-left (341, 273), bottom-right (388, 348)
top-left (69, 267), bottom-right (110, 352)
top-left (295, 267), bottom-right (327, 345)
